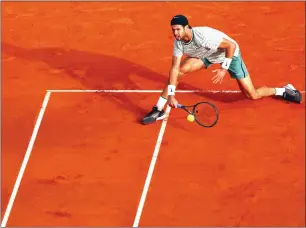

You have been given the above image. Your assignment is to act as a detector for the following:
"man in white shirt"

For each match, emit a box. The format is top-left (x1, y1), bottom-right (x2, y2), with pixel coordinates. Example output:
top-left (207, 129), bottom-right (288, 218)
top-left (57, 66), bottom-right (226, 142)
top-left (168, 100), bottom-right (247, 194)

top-left (142, 14), bottom-right (302, 125)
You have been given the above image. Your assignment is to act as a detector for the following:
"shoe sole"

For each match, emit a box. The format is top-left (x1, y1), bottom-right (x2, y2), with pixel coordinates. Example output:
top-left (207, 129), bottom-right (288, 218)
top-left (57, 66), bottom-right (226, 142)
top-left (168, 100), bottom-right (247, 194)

top-left (284, 84), bottom-right (296, 90)
top-left (141, 115), bottom-right (166, 125)
top-left (156, 115), bottom-right (166, 121)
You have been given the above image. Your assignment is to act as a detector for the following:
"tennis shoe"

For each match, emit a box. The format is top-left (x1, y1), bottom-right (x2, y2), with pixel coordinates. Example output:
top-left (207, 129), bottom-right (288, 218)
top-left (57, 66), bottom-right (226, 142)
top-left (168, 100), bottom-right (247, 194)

top-left (282, 84), bottom-right (302, 104)
top-left (141, 106), bottom-right (166, 125)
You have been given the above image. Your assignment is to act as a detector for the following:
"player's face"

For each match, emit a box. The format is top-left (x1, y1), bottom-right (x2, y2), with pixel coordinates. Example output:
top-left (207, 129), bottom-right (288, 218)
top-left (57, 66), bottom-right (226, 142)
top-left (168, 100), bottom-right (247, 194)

top-left (171, 25), bottom-right (187, 40)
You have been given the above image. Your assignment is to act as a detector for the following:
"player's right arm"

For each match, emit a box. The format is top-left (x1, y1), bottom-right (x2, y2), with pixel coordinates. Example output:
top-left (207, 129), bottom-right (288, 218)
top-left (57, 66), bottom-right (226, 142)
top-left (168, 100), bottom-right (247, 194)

top-left (167, 41), bottom-right (183, 97)
top-left (167, 55), bottom-right (182, 108)
top-left (168, 55), bottom-right (182, 88)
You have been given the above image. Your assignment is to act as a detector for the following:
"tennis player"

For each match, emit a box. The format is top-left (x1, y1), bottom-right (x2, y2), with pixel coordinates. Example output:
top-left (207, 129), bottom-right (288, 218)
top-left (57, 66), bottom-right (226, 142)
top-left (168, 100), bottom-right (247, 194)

top-left (141, 14), bottom-right (302, 125)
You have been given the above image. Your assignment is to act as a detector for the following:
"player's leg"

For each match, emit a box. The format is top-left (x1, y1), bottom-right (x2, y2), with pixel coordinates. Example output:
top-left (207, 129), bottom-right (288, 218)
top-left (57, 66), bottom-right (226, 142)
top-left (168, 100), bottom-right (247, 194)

top-left (236, 79), bottom-right (249, 98)
top-left (238, 76), bottom-right (302, 103)
top-left (159, 57), bottom-right (207, 99)
top-left (230, 52), bottom-right (302, 103)
top-left (236, 75), bottom-right (276, 99)
top-left (142, 57), bottom-right (206, 125)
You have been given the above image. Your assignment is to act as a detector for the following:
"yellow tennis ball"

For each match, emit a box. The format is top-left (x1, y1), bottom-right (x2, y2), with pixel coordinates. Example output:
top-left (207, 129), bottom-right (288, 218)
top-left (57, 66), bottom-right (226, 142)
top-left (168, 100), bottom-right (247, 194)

top-left (187, 114), bottom-right (195, 122)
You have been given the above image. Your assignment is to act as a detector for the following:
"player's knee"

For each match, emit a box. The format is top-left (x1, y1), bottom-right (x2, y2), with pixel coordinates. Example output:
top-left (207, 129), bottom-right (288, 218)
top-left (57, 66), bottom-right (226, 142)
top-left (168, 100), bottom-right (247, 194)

top-left (248, 92), bottom-right (260, 100)
top-left (179, 65), bottom-right (190, 75)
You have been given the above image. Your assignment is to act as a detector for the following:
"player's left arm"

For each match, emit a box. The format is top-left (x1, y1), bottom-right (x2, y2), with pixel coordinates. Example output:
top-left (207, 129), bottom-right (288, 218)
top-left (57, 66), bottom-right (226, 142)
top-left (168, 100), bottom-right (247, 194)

top-left (217, 38), bottom-right (236, 70)
top-left (209, 37), bottom-right (237, 83)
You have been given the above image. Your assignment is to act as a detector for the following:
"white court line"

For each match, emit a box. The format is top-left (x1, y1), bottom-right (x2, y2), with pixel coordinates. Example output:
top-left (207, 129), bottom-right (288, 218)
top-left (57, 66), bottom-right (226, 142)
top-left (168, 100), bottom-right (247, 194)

top-left (47, 89), bottom-right (242, 93)
top-left (133, 105), bottom-right (172, 227)
top-left (1, 91), bottom-right (52, 227)
top-left (2, 87), bottom-right (304, 226)
top-left (47, 89), bottom-right (306, 93)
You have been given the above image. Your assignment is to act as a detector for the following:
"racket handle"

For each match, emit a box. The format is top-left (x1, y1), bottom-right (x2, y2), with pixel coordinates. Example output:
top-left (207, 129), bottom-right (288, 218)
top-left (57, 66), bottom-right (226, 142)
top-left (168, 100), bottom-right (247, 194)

top-left (177, 104), bottom-right (182, 108)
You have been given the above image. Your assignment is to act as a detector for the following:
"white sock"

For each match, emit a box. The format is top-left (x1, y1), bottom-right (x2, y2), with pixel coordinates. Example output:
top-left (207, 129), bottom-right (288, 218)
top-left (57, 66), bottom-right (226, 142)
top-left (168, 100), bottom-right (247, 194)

top-left (275, 88), bottom-right (285, 96)
top-left (156, 96), bottom-right (167, 111)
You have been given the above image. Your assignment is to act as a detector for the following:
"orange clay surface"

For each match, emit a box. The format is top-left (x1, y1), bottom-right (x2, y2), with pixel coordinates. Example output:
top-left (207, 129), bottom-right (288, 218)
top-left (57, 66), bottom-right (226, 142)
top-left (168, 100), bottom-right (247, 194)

top-left (1, 2), bottom-right (305, 226)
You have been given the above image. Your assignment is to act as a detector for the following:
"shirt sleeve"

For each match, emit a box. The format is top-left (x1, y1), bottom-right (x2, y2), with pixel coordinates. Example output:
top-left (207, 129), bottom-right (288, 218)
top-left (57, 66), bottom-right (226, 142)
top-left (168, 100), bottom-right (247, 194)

top-left (173, 40), bottom-right (183, 57)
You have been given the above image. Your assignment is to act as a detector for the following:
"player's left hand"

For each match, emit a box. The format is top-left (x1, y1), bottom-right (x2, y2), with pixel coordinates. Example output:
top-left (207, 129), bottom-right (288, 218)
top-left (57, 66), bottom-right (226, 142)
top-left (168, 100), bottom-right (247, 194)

top-left (167, 95), bottom-right (178, 108)
top-left (212, 68), bottom-right (227, 84)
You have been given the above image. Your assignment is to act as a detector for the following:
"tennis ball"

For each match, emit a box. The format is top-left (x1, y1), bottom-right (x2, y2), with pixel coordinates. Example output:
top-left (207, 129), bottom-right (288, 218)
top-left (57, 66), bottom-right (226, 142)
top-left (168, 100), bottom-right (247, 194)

top-left (187, 114), bottom-right (195, 122)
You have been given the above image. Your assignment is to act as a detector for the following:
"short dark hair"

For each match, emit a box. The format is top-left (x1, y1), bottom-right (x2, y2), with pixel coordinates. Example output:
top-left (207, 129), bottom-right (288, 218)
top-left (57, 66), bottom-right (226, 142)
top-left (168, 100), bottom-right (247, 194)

top-left (170, 14), bottom-right (189, 27)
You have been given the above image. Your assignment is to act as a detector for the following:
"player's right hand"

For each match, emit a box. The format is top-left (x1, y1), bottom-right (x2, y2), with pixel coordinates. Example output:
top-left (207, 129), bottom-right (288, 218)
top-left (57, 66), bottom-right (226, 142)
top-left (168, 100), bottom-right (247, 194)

top-left (167, 95), bottom-right (178, 108)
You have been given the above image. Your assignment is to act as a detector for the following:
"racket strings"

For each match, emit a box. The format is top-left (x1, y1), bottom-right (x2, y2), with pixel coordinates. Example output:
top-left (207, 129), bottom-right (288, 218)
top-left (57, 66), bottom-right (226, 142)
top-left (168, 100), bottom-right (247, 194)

top-left (194, 103), bottom-right (218, 127)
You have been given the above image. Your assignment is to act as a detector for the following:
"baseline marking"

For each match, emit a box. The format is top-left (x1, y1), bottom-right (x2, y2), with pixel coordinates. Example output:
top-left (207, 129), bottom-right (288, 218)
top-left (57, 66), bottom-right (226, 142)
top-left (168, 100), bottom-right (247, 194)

top-left (1, 91), bottom-right (52, 227)
top-left (46, 89), bottom-right (306, 93)
top-left (133, 105), bottom-right (172, 227)
top-left (47, 89), bottom-right (243, 93)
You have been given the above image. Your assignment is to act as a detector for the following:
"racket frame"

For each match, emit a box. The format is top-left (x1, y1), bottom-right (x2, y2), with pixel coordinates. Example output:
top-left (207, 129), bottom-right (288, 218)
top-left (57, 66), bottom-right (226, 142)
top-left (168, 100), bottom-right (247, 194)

top-left (177, 102), bottom-right (219, 127)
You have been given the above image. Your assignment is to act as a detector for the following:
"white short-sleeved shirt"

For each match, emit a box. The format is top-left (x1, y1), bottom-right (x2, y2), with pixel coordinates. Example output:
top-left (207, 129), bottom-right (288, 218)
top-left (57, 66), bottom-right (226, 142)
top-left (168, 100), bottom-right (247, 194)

top-left (173, 26), bottom-right (240, 64)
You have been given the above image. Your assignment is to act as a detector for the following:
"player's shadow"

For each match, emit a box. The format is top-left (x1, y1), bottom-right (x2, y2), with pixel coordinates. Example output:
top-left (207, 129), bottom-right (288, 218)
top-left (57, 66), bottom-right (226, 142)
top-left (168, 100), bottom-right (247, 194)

top-left (2, 43), bottom-right (247, 126)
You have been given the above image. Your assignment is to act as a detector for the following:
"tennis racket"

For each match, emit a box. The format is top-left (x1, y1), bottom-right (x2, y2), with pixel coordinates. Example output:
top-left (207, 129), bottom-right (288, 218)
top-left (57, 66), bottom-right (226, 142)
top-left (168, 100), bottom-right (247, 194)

top-left (177, 101), bottom-right (219, 128)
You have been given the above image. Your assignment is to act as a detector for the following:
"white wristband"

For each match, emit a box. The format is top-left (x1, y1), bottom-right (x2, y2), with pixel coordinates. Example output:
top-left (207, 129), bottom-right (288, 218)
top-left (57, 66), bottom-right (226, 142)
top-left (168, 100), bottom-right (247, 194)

top-left (221, 58), bottom-right (232, 70)
top-left (168, 85), bottom-right (176, 95)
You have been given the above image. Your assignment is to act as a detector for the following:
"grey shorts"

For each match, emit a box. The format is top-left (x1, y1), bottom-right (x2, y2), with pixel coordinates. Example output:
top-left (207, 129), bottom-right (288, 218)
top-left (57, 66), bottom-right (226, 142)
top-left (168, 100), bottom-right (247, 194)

top-left (202, 52), bottom-right (249, 79)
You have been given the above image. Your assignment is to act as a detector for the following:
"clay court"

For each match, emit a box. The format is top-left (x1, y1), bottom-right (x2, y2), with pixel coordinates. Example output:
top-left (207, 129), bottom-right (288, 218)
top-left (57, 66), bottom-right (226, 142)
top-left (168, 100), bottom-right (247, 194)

top-left (1, 2), bottom-right (305, 226)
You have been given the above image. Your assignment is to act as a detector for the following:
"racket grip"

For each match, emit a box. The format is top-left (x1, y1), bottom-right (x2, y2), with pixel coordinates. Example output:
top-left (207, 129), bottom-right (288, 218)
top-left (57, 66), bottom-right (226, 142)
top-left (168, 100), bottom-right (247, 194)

top-left (177, 104), bottom-right (182, 108)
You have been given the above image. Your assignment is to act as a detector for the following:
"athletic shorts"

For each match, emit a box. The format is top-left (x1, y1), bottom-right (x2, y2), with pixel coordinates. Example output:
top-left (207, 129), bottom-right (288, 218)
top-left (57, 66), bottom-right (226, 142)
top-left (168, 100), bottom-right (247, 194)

top-left (201, 52), bottom-right (249, 79)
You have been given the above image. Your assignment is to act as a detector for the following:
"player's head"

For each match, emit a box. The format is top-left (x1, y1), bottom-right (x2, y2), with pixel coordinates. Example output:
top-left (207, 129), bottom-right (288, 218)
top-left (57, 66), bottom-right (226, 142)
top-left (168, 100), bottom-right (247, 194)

top-left (170, 14), bottom-right (191, 41)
